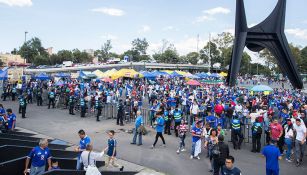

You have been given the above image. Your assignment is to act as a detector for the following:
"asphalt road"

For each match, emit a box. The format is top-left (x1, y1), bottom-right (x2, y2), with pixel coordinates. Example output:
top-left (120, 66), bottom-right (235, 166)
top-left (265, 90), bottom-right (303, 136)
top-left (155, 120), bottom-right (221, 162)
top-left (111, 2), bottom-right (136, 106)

top-left (2, 99), bottom-right (307, 175)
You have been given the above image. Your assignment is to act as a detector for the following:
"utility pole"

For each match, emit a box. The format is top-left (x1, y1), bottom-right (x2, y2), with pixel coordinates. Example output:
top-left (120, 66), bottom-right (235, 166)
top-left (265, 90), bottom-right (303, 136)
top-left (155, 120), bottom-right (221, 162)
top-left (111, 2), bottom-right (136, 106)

top-left (208, 33), bottom-right (211, 73)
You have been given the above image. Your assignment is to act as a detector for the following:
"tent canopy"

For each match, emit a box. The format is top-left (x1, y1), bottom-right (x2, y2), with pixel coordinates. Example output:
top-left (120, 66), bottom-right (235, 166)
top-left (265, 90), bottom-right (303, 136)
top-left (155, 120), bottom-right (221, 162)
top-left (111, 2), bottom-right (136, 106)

top-left (55, 72), bottom-right (70, 78)
top-left (93, 70), bottom-right (104, 78)
top-left (35, 72), bottom-right (50, 80)
top-left (251, 85), bottom-right (273, 92)
top-left (186, 79), bottom-right (201, 86)
top-left (0, 69), bottom-right (8, 80)
top-left (111, 68), bottom-right (143, 80)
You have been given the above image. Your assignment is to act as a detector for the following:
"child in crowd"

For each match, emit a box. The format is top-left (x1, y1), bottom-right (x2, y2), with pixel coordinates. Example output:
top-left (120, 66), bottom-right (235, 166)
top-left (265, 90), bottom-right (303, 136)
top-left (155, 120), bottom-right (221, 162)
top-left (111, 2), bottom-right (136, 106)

top-left (105, 130), bottom-right (124, 171)
top-left (177, 119), bottom-right (188, 154)
top-left (51, 160), bottom-right (60, 170)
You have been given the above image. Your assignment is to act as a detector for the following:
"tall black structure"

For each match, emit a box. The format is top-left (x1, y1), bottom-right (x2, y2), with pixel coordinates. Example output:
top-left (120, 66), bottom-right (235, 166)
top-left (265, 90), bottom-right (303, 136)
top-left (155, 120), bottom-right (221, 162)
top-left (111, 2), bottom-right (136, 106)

top-left (227, 0), bottom-right (303, 89)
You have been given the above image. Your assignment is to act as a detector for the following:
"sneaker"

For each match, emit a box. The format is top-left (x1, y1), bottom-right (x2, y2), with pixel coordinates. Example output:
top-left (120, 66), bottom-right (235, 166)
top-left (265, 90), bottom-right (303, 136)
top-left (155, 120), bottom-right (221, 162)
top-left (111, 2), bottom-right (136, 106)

top-left (286, 159), bottom-right (292, 163)
top-left (190, 155), bottom-right (193, 159)
top-left (177, 150), bottom-right (180, 154)
top-left (163, 144), bottom-right (166, 148)
top-left (150, 145), bottom-right (154, 149)
top-left (181, 148), bottom-right (186, 152)
top-left (119, 166), bottom-right (124, 171)
top-left (196, 156), bottom-right (200, 160)
top-left (296, 161), bottom-right (300, 167)
top-left (130, 142), bottom-right (136, 145)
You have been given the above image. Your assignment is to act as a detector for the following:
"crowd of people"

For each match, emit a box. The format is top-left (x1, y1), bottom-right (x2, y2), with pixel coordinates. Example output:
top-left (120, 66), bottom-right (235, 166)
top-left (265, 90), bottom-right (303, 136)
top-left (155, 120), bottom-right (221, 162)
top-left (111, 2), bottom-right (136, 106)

top-left (1, 74), bottom-right (307, 175)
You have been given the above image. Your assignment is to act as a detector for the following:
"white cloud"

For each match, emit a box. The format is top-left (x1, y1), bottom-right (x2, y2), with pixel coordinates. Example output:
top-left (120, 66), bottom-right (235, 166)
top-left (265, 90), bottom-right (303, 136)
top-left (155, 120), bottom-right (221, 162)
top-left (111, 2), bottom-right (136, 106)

top-left (223, 28), bottom-right (234, 35)
top-left (286, 28), bottom-right (307, 40)
top-left (0, 0), bottom-right (32, 7)
top-left (194, 15), bottom-right (215, 23)
top-left (91, 7), bottom-right (125, 16)
top-left (162, 26), bottom-right (179, 31)
top-left (203, 7), bottom-right (231, 15)
top-left (194, 7), bottom-right (230, 24)
top-left (138, 25), bottom-right (151, 33)
top-left (100, 34), bottom-right (118, 40)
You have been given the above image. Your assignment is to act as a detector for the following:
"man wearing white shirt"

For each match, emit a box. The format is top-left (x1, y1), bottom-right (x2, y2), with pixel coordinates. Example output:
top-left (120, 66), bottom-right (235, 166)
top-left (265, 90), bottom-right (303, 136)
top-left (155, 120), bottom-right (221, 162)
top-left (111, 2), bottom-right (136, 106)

top-left (293, 119), bottom-right (307, 167)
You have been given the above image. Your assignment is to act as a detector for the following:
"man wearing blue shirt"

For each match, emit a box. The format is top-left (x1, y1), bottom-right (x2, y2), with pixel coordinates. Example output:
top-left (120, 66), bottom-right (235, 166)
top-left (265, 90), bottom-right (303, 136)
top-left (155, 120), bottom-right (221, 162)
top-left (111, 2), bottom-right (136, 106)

top-left (24, 139), bottom-right (52, 175)
top-left (151, 111), bottom-right (166, 148)
top-left (262, 140), bottom-right (282, 175)
top-left (74, 129), bottom-right (91, 170)
top-left (6, 109), bottom-right (16, 131)
top-left (131, 111), bottom-right (144, 145)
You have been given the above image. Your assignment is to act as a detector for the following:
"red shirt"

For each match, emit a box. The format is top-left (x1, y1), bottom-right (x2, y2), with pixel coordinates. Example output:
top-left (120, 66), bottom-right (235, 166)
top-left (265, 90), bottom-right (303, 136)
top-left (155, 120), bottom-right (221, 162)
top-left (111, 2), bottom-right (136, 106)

top-left (214, 104), bottom-right (224, 115)
top-left (270, 123), bottom-right (283, 140)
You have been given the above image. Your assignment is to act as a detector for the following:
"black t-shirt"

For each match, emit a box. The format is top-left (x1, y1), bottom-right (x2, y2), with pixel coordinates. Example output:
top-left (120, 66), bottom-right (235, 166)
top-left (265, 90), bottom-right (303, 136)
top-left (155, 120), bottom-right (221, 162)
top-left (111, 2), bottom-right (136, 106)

top-left (221, 165), bottom-right (241, 175)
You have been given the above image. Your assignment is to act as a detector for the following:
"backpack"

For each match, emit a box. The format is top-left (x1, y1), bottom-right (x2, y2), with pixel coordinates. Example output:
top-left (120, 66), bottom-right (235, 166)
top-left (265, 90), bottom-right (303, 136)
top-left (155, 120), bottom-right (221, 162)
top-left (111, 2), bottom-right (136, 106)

top-left (212, 144), bottom-right (220, 158)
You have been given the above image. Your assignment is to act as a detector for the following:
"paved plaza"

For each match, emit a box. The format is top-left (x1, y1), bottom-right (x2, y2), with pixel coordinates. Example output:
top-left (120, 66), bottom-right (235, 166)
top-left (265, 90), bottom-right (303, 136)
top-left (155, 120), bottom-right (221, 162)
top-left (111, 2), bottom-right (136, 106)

top-left (2, 99), bottom-right (307, 175)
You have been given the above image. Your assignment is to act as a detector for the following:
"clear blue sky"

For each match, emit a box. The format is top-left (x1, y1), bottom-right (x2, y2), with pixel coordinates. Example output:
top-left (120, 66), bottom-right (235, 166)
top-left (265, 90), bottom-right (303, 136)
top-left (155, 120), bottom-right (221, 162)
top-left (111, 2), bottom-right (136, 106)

top-left (0, 0), bottom-right (306, 56)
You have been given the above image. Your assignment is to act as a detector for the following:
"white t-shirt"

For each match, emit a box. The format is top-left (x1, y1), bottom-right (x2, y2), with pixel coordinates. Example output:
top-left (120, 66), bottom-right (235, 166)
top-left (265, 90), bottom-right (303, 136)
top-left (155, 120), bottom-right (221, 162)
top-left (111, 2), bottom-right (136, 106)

top-left (293, 124), bottom-right (307, 142)
top-left (80, 151), bottom-right (104, 169)
top-left (190, 104), bottom-right (199, 115)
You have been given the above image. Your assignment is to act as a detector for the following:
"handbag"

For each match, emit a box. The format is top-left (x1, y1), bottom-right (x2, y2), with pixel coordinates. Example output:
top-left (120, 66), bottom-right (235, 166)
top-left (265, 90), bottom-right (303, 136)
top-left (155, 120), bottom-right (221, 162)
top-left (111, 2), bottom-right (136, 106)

top-left (86, 151), bottom-right (101, 175)
top-left (137, 125), bottom-right (147, 135)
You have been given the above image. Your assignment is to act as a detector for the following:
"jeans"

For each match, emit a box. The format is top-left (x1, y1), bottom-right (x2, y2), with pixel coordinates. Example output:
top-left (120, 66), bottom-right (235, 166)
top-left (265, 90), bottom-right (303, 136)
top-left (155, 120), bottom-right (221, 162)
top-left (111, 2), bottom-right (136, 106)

top-left (76, 156), bottom-right (83, 170)
top-left (132, 128), bottom-right (142, 145)
top-left (284, 138), bottom-right (292, 160)
top-left (191, 142), bottom-right (196, 156)
top-left (295, 140), bottom-right (306, 162)
top-left (30, 165), bottom-right (45, 175)
top-left (178, 134), bottom-right (186, 150)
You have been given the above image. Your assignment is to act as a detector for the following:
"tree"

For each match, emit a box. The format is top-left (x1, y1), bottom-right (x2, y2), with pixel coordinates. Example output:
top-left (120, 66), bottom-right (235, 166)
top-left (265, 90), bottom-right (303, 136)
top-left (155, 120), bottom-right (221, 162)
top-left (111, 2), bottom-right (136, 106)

top-left (186, 52), bottom-right (199, 65)
top-left (239, 52), bottom-right (252, 75)
top-left (18, 37), bottom-right (48, 63)
top-left (33, 55), bottom-right (50, 65)
top-left (72, 49), bottom-right (92, 63)
top-left (300, 46), bottom-right (307, 73)
top-left (57, 50), bottom-right (73, 62)
top-left (199, 41), bottom-right (220, 68)
top-left (213, 32), bottom-right (234, 67)
top-left (132, 38), bottom-right (149, 55)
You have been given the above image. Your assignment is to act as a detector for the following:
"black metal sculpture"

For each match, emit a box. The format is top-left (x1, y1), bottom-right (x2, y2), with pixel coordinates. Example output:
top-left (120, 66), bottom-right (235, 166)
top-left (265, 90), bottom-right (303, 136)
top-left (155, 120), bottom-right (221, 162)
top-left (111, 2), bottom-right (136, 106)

top-left (227, 0), bottom-right (303, 89)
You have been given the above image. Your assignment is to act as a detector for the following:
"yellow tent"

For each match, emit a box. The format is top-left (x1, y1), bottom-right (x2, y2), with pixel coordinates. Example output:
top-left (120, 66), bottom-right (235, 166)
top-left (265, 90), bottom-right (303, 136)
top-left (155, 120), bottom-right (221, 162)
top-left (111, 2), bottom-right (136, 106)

top-left (219, 72), bottom-right (228, 77)
top-left (103, 68), bottom-right (117, 78)
top-left (176, 70), bottom-right (188, 76)
top-left (111, 69), bottom-right (143, 80)
top-left (93, 70), bottom-right (104, 78)
top-left (162, 70), bottom-right (173, 74)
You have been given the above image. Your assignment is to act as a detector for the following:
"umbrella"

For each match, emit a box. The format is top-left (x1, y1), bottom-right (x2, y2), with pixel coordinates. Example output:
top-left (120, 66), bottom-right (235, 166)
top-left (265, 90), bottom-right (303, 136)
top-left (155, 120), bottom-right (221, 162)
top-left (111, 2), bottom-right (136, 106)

top-left (251, 85), bottom-right (273, 92)
top-left (186, 80), bottom-right (201, 86)
top-left (171, 71), bottom-right (183, 78)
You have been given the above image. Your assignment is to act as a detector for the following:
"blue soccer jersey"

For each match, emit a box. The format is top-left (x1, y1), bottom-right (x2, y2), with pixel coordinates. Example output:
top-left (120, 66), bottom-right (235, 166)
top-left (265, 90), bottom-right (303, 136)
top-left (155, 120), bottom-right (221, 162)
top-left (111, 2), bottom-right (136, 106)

top-left (27, 146), bottom-right (51, 167)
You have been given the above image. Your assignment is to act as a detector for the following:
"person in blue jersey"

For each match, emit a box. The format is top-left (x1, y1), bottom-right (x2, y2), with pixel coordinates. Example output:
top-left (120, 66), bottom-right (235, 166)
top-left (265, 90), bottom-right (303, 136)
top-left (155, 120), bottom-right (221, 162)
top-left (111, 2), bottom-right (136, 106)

top-left (24, 139), bottom-right (52, 175)
top-left (190, 121), bottom-right (203, 160)
top-left (74, 129), bottom-right (91, 170)
top-left (131, 111), bottom-right (144, 145)
top-left (151, 111), bottom-right (166, 148)
top-left (0, 104), bottom-right (5, 116)
top-left (206, 111), bottom-right (217, 129)
top-left (262, 140), bottom-right (282, 175)
top-left (251, 118), bottom-right (263, 153)
top-left (105, 130), bottom-right (124, 171)
top-left (6, 108), bottom-right (16, 131)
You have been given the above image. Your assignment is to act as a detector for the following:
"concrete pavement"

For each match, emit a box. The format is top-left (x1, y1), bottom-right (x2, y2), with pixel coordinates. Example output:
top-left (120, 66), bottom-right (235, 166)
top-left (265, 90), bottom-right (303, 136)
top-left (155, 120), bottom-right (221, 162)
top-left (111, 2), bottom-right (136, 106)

top-left (2, 100), bottom-right (307, 175)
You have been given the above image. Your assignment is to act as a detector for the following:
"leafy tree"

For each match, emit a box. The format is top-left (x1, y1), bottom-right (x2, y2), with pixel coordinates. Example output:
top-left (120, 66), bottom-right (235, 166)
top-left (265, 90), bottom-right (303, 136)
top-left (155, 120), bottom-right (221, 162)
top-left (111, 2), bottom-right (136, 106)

top-left (132, 38), bottom-right (149, 55)
top-left (199, 41), bottom-right (220, 68)
top-left (33, 55), bottom-right (50, 65)
top-left (57, 50), bottom-right (73, 62)
top-left (186, 52), bottom-right (199, 65)
top-left (300, 46), bottom-right (307, 73)
top-left (18, 37), bottom-right (48, 63)
top-left (213, 32), bottom-right (234, 67)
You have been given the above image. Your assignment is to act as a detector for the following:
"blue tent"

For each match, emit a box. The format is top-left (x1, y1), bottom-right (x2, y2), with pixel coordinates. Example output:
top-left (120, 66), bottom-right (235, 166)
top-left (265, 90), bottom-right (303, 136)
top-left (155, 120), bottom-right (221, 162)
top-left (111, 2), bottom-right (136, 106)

top-left (0, 70), bottom-right (8, 80)
top-left (152, 71), bottom-right (169, 77)
top-left (251, 85), bottom-right (273, 92)
top-left (78, 70), bottom-right (87, 79)
top-left (141, 71), bottom-right (156, 79)
top-left (35, 73), bottom-right (50, 80)
top-left (55, 72), bottom-right (70, 78)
